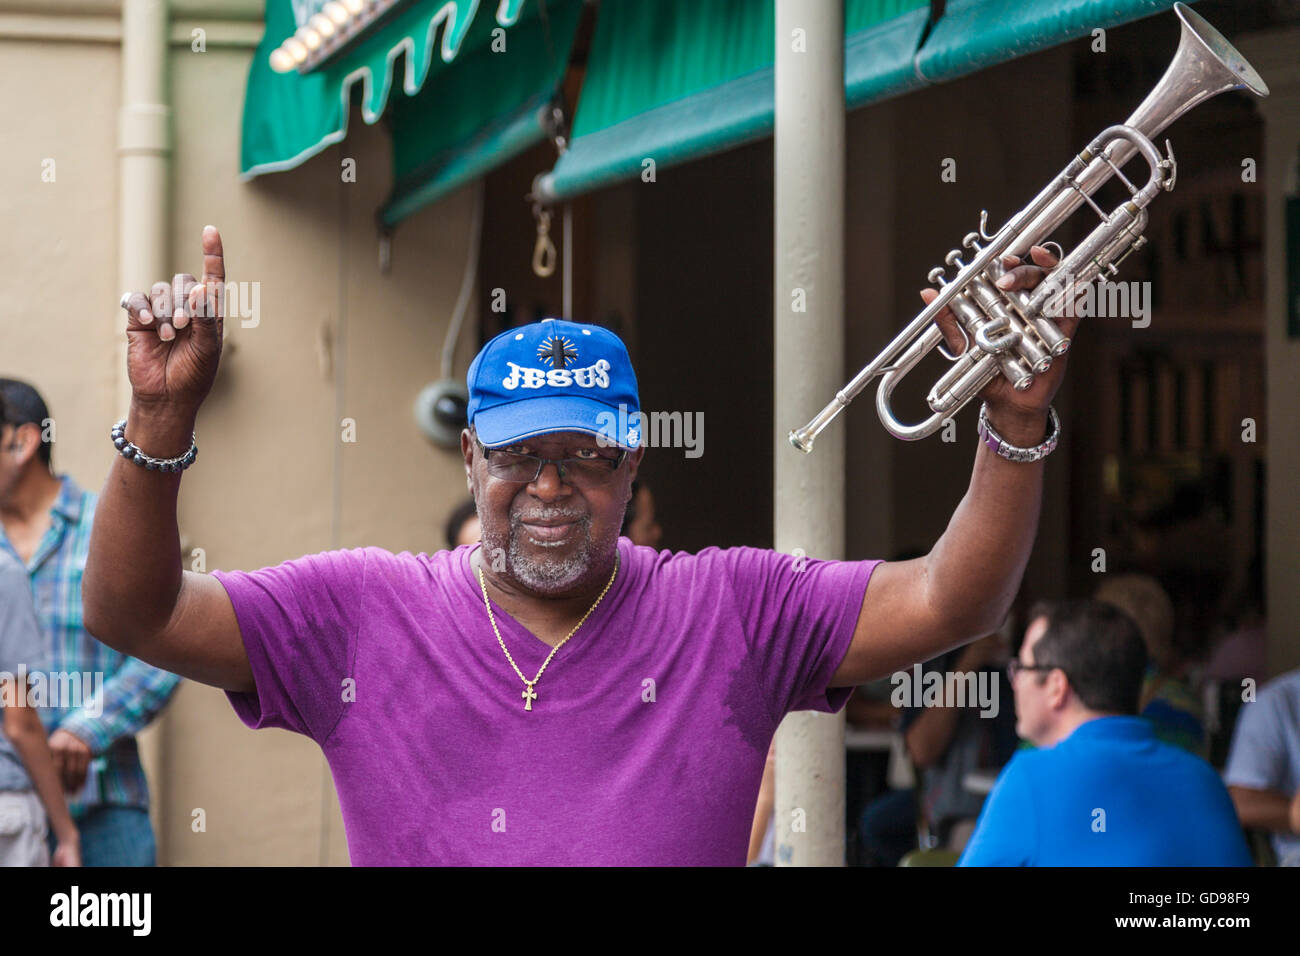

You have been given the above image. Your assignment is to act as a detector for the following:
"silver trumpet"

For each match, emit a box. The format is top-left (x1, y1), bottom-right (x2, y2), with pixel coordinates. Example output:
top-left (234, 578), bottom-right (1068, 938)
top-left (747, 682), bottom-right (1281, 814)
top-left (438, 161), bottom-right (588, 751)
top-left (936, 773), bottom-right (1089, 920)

top-left (789, 2), bottom-right (1268, 452)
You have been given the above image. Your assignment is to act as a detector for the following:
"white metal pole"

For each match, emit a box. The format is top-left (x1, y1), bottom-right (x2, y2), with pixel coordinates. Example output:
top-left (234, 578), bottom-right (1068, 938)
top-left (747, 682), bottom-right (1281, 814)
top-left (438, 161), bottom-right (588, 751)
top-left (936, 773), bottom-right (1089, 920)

top-left (118, 0), bottom-right (171, 858)
top-left (773, 0), bottom-right (847, 866)
top-left (118, 0), bottom-right (171, 416)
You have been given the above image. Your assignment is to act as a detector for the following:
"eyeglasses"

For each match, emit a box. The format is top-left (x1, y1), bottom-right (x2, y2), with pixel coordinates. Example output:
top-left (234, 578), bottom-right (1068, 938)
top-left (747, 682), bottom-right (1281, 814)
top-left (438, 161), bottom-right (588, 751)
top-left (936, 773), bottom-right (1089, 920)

top-left (477, 438), bottom-right (627, 488)
top-left (1006, 659), bottom-right (1061, 681)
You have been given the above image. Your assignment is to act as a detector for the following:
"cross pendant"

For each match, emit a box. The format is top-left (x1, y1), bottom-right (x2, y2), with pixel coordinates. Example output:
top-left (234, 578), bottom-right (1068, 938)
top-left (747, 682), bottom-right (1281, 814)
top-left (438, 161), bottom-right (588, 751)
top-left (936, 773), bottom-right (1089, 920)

top-left (522, 683), bottom-right (537, 711)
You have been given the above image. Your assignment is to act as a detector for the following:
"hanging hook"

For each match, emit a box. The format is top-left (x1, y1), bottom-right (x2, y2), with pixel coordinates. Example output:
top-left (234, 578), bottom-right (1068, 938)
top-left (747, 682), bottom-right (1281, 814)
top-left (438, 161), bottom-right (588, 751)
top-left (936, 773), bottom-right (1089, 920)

top-left (538, 90), bottom-right (570, 156)
top-left (532, 204), bottom-right (556, 277)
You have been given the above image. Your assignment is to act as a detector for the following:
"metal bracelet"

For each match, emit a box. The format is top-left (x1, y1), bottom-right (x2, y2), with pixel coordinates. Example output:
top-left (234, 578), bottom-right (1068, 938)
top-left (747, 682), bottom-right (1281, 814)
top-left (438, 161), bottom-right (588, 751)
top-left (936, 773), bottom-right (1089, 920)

top-left (110, 419), bottom-right (198, 473)
top-left (977, 403), bottom-right (1060, 463)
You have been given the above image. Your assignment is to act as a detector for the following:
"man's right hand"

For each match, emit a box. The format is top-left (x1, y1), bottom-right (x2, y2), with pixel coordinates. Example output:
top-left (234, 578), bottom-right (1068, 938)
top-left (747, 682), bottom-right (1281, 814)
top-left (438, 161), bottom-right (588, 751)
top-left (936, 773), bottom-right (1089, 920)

top-left (89, 222), bottom-right (253, 694)
top-left (118, 226), bottom-right (225, 421)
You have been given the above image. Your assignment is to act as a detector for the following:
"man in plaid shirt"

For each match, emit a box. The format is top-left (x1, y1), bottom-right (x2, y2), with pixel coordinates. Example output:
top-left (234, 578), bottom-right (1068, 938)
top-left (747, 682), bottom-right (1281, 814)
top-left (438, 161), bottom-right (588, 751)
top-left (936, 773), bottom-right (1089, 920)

top-left (0, 379), bottom-right (180, 865)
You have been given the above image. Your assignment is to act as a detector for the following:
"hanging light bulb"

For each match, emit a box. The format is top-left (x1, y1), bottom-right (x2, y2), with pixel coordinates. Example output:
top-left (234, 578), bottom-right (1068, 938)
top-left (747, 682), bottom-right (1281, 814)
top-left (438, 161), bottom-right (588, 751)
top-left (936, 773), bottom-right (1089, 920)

top-left (296, 26), bottom-right (322, 52)
top-left (270, 0), bottom-right (375, 75)
top-left (269, 47), bottom-right (296, 72)
top-left (284, 37), bottom-right (309, 64)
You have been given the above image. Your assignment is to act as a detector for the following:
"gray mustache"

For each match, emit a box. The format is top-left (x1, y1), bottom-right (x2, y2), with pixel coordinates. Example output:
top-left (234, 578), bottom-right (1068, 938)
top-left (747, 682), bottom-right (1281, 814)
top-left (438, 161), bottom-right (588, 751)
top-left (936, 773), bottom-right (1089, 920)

top-left (511, 511), bottom-right (588, 524)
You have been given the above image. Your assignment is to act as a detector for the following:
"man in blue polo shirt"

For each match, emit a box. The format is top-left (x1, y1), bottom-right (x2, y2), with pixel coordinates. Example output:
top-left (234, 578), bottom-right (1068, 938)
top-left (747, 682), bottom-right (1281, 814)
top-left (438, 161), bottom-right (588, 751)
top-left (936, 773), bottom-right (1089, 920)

top-left (1224, 667), bottom-right (1300, 866)
top-left (960, 599), bottom-right (1250, 866)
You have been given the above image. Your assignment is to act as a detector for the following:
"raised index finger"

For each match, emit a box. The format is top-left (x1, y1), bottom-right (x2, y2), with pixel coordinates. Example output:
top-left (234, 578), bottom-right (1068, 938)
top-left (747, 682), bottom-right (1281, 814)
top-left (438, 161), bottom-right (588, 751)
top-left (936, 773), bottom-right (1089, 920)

top-left (201, 224), bottom-right (224, 284)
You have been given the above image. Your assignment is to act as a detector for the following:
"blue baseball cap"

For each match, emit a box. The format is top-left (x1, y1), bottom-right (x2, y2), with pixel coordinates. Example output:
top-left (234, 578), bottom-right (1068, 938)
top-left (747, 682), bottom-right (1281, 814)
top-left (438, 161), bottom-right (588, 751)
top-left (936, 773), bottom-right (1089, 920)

top-left (466, 318), bottom-right (641, 449)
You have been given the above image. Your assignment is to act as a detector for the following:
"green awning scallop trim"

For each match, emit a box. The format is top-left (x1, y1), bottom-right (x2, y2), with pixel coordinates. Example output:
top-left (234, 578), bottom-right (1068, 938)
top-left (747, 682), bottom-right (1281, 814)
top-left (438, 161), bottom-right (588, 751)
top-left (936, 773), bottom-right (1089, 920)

top-left (380, 0), bottom-right (582, 226)
top-left (240, 0), bottom-right (560, 180)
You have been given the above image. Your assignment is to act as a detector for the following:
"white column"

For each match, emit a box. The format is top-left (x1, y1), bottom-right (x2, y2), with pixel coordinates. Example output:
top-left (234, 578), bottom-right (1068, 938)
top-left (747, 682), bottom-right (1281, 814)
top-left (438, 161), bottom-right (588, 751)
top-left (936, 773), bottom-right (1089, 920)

top-left (118, 0), bottom-right (171, 416)
top-left (1237, 27), bottom-right (1300, 677)
top-left (118, 0), bottom-right (172, 855)
top-left (773, 0), bottom-right (847, 866)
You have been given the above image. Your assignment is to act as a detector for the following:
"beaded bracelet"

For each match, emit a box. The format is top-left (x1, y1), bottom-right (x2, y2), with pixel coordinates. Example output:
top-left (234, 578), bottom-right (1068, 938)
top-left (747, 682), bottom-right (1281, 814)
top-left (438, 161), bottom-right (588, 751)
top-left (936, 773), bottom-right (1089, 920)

top-left (110, 419), bottom-right (198, 473)
top-left (976, 403), bottom-right (1060, 464)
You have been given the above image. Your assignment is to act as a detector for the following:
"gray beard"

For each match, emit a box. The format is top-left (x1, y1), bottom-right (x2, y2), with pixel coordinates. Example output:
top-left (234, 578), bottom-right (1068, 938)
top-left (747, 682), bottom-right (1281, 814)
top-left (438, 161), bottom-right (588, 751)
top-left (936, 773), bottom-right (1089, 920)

top-left (498, 512), bottom-right (619, 596)
top-left (506, 520), bottom-right (593, 592)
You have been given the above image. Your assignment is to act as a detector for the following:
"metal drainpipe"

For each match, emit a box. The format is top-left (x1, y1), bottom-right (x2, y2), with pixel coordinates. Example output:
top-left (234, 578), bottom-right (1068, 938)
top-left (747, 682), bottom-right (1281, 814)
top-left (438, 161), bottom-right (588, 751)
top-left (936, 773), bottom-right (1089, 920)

top-left (772, 0), bottom-right (847, 867)
top-left (117, 0), bottom-right (171, 856)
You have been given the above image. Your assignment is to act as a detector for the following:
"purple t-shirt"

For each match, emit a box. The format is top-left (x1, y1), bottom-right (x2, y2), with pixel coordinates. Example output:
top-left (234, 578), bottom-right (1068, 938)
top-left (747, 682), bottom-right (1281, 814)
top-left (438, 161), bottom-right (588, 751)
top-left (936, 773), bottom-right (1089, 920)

top-left (212, 538), bottom-right (877, 865)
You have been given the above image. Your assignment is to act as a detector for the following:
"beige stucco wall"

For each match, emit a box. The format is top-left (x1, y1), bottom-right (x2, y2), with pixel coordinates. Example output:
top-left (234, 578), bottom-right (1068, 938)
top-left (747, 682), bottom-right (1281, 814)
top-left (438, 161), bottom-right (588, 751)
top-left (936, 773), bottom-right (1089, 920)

top-left (0, 0), bottom-right (479, 864)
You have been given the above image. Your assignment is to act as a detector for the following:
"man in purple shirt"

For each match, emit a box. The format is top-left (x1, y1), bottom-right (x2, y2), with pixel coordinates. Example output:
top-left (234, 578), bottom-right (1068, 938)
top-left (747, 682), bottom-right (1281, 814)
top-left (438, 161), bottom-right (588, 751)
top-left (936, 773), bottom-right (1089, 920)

top-left (86, 227), bottom-right (1068, 865)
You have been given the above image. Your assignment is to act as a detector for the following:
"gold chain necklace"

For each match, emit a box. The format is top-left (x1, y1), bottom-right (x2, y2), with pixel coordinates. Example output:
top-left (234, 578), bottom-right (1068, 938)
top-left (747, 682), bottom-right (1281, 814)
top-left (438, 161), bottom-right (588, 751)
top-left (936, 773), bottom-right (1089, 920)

top-left (476, 555), bottom-right (619, 712)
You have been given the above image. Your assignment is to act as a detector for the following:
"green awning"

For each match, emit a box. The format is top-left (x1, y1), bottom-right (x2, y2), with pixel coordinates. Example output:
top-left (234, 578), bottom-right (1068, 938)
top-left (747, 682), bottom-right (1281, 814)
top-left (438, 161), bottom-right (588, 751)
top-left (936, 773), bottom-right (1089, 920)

top-left (242, 0), bottom-right (1192, 215)
top-left (846, 0), bottom-right (930, 109)
top-left (240, 0), bottom-right (579, 187)
top-left (533, 0), bottom-right (1191, 202)
top-left (915, 0), bottom-right (1183, 82)
top-left (380, 0), bottom-right (583, 226)
top-left (535, 0), bottom-right (930, 203)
